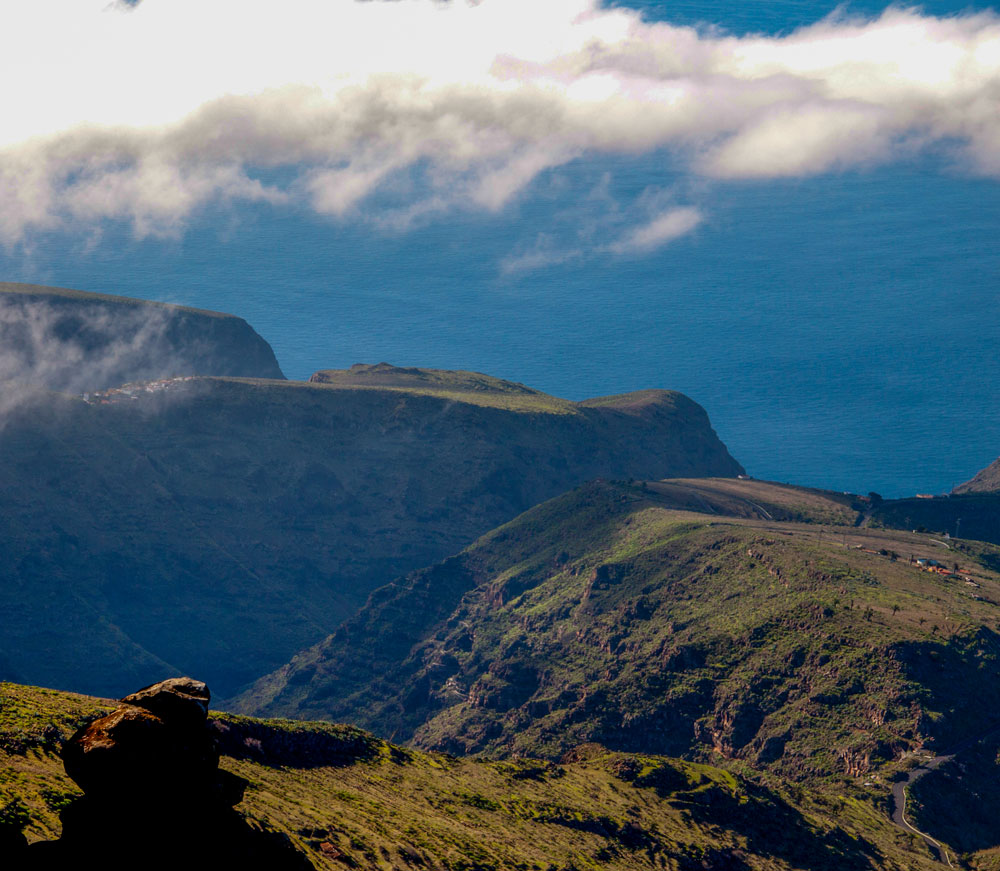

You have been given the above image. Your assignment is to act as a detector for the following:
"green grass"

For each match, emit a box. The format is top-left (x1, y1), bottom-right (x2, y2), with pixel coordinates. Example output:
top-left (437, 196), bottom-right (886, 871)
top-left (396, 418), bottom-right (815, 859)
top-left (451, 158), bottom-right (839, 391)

top-left (0, 682), bottom-right (948, 870)
top-left (305, 365), bottom-right (578, 414)
top-left (238, 478), bottom-right (1000, 794)
top-left (0, 281), bottom-right (233, 318)
top-left (300, 381), bottom-right (579, 414)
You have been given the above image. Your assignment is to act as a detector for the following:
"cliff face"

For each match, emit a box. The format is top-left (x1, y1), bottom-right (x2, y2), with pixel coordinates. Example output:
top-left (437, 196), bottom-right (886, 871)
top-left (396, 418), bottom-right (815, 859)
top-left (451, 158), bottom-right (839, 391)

top-left (0, 372), bottom-right (741, 699)
top-left (0, 282), bottom-right (284, 392)
top-left (953, 458), bottom-right (1000, 494)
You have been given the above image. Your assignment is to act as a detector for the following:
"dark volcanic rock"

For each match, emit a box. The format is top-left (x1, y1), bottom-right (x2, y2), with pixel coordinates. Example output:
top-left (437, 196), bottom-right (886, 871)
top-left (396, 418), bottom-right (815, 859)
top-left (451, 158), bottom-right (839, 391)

top-left (0, 827), bottom-right (28, 854)
top-left (62, 681), bottom-right (220, 801)
top-left (121, 676), bottom-right (211, 724)
top-left (0, 281), bottom-right (284, 392)
top-left (20, 678), bottom-right (311, 871)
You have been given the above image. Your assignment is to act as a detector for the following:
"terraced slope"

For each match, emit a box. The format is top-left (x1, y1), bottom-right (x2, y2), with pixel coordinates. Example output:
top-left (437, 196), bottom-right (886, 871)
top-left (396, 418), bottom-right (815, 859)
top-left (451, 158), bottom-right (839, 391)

top-left (0, 372), bottom-right (741, 698)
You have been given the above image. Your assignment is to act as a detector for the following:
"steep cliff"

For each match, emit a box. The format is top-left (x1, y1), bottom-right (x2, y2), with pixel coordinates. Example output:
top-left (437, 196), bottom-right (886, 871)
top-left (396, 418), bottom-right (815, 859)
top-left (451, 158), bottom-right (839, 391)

top-left (0, 282), bottom-right (284, 392)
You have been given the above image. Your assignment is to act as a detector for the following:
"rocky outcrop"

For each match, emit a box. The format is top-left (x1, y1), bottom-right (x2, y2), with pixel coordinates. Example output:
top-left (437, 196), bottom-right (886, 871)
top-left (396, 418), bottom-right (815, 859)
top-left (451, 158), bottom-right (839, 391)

top-left (953, 457), bottom-right (1000, 494)
top-left (0, 282), bottom-right (284, 392)
top-left (18, 678), bottom-right (310, 871)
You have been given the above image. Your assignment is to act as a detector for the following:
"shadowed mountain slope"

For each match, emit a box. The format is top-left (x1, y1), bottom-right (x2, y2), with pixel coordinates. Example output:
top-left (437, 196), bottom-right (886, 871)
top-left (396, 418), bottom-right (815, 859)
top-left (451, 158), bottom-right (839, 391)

top-left (235, 478), bottom-right (1000, 790)
top-left (0, 372), bottom-right (741, 699)
top-left (0, 282), bottom-right (284, 392)
top-left (871, 491), bottom-right (1000, 550)
top-left (860, 455), bottom-right (1000, 550)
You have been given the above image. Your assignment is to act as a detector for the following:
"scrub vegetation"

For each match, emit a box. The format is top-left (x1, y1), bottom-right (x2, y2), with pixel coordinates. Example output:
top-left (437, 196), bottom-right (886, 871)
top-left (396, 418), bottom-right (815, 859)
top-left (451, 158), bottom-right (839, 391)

top-left (0, 682), bottom-right (948, 870)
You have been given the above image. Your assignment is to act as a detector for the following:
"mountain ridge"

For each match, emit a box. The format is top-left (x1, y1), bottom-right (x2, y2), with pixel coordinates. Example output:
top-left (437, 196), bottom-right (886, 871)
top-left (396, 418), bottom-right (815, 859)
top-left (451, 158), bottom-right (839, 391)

top-left (233, 477), bottom-right (1000, 791)
top-left (0, 281), bottom-right (285, 392)
top-left (0, 372), bottom-right (742, 699)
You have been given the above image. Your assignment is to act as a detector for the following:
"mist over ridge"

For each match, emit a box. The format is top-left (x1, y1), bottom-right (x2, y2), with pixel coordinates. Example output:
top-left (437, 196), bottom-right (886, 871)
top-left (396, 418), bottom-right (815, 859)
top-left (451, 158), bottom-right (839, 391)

top-left (1, 0), bottom-right (997, 498)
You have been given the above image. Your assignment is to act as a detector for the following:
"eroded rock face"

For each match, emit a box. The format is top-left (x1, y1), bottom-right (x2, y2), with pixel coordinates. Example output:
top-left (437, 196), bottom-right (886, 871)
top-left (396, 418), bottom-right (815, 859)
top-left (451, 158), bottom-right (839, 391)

top-left (20, 677), bottom-right (310, 871)
top-left (122, 676), bottom-right (211, 718)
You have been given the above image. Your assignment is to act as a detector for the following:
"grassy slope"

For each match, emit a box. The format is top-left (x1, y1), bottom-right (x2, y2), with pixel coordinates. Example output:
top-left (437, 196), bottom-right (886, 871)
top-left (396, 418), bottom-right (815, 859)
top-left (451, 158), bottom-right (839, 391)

top-left (236, 478), bottom-right (1000, 785)
top-left (0, 375), bottom-right (741, 699)
top-left (0, 682), bottom-right (947, 871)
top-left (309, 365), bottom-right (697, 417)
top-left (0, 281), bottom-right (232, 318)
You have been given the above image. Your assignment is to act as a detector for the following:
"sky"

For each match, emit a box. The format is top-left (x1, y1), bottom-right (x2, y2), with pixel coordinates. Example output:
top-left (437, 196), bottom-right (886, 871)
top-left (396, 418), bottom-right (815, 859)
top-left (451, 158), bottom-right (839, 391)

top-left (1, 0), bottom-right (998, 245)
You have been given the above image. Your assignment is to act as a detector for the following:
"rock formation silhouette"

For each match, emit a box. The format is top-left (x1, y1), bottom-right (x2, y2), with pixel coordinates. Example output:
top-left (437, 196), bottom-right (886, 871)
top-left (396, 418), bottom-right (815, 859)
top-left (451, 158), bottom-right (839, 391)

top-left (16, 677), bottom-right (312, 870)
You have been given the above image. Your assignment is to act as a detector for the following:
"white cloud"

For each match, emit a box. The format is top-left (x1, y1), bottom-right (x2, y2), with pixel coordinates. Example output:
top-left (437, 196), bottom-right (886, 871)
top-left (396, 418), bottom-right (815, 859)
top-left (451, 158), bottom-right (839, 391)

top-left (500, 240), bottom-right (584, 274)
top-left (0, 0), bottom-right (997, 243)
top-left (608, 207), bottom-right (703, 253)
top-left (500, 198), bottom-right (701, 272)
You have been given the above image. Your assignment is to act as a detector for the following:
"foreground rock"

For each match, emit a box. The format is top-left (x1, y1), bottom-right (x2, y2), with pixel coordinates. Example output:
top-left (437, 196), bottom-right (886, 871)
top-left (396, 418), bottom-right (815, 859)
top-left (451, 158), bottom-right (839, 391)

top-left (17, 678), bottom-right (310, 870)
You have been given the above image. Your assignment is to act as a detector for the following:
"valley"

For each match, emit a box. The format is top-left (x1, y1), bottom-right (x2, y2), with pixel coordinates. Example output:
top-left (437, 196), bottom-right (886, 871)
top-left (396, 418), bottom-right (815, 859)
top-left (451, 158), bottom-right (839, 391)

top-left (3, 284), bottom-right (1000, 868)
top-left (0, 289), bottom-right (742, 699)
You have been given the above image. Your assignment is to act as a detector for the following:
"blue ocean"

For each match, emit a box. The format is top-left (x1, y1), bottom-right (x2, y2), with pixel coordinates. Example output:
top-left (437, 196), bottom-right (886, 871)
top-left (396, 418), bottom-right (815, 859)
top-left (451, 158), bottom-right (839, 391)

top-left (4, 0), bottom-right (997, 498)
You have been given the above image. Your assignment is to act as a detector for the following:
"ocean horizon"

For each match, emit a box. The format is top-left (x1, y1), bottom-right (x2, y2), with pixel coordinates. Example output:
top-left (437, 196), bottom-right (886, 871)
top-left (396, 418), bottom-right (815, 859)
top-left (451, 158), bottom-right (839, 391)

top-left (2, 0), bottom-right (997, 498)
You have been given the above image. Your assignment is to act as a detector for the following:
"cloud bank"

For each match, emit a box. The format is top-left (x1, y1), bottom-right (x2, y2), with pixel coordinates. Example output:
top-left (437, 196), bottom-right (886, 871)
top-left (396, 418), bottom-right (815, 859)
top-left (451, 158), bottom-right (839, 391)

top-left (1, 0), bottom-right (998, 243)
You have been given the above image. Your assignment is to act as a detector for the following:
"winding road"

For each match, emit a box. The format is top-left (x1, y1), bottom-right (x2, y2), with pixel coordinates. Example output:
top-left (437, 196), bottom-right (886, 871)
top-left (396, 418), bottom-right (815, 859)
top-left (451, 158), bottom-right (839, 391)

top-left (889, 723), bottom-right (1000, 866)
top-left (890, 753), bottom-right (955, 867)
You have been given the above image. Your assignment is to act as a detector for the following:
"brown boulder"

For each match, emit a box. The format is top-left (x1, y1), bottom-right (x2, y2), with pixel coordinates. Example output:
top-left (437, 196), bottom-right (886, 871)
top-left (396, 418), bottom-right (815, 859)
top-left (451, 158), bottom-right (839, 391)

top-left (121, 676), bottom-right (211, 723)
top-left (21, 677), bottom-right (312, 870)
top-left (62, 677), bottom-right (218, 802)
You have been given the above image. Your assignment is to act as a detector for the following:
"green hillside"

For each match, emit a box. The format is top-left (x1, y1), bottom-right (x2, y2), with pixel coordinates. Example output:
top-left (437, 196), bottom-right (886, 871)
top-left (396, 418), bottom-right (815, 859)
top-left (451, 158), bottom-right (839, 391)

top-left (308, 362), bottom-right (575, 413)
top-left (236, 478), bottom-right (1000, 783)
top-left (0, 682), bottom-right (951, 870)
top-left (0, 373), bottom-right (741, 699)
